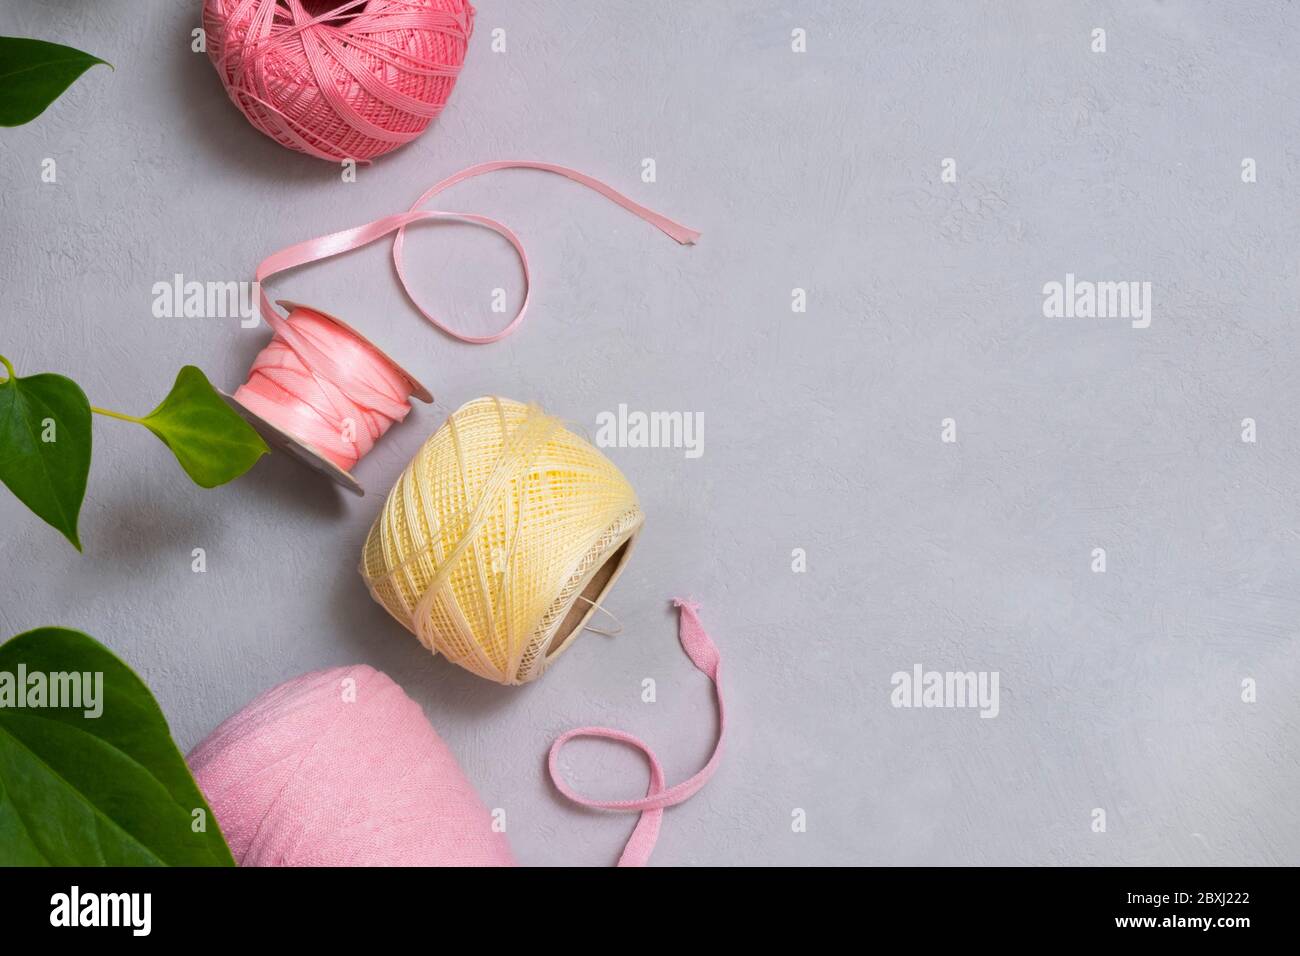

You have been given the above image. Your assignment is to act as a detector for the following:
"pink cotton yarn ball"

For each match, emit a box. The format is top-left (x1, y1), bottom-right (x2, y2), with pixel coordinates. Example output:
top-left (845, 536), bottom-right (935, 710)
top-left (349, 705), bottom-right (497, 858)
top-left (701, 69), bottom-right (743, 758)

top-left (188, 665), bottom-right (514, 866)
top-left (202, 0), bottom-right (475, 162)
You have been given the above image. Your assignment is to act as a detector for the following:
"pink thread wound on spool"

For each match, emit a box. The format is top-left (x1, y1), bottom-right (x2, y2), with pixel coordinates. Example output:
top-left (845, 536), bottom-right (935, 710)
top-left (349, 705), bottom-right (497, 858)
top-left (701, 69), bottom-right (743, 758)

top-left (187, 665), bottom-right (515, 866)
top-left (231, 303), bottom-right (429, 477)
top-left (202, 0), bottom-right (475, 162)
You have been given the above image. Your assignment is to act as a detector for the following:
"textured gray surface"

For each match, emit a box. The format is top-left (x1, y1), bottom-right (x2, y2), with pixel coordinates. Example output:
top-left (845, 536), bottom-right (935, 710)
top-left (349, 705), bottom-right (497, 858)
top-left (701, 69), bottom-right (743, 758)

top-left (2, 0), bottom-right (1299, 866)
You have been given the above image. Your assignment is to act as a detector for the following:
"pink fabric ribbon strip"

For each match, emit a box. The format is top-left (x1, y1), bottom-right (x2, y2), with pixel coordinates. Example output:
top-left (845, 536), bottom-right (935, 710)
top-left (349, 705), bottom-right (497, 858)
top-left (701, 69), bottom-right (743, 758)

top-left (236, 162), bottom-right (698, 473)
top-left (548, 599), bottom-right (726, 867)
top-left (256, 160), bottom-right (701, 343)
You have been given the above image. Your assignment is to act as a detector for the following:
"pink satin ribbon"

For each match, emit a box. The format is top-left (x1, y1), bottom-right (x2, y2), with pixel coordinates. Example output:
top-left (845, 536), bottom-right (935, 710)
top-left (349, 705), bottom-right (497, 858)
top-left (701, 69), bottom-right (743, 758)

top-left (257, 160), bottom-right (701, 343)
top-left (241, 162), bottom-right (699, 471)
top-left (548, 599), bottom-right (725, 867)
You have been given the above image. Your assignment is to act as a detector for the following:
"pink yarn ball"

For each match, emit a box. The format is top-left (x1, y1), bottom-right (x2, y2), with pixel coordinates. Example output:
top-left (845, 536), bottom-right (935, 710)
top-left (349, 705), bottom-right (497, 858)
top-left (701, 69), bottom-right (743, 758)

top-left (188, 665), bottom-right (514, 866)
top-left (202, 0), bottom-right (475, 162)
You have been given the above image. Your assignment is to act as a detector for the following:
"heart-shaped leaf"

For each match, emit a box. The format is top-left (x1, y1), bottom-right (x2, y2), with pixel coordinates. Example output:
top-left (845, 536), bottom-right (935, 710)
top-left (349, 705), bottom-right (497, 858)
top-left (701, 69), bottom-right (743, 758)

top-left (0, 356), bottom-right (91, 550)
top-left (0, 37), bottom-right (110, 127)
top-left (140, 366), bottom-right (268, 488)
top-left (0, 627), bottom-right (235, 865)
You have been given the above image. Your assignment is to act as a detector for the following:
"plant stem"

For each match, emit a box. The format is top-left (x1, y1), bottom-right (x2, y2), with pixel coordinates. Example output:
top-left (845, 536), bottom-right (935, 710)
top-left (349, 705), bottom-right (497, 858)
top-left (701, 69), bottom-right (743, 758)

top-left (0, 356), bottom-right (139, 422)
top-left (90, 406), bottom-right (142, 424)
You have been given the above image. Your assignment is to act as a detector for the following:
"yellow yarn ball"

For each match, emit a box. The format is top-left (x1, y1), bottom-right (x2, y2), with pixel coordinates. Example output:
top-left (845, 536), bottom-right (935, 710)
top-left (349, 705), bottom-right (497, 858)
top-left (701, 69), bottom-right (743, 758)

top-left (360, 397), bottom-right (644, 685)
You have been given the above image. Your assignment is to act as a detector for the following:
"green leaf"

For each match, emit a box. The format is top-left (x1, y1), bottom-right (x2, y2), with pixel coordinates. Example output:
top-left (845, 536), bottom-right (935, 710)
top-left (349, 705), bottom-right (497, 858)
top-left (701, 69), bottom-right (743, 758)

top-left (0, 37), bottom-right (110, 127)
top-left (0, 355), bottom-right (90, 550)
top-left (0, 627), bottom-right (235, 866)
top-left (139, 366), bottom-right (269, 488)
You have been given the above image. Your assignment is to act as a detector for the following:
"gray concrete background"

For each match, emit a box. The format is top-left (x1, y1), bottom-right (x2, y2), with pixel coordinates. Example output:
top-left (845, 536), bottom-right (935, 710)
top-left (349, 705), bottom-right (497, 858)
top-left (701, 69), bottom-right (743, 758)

top-left (2, 1), bottom-right (1298, 865)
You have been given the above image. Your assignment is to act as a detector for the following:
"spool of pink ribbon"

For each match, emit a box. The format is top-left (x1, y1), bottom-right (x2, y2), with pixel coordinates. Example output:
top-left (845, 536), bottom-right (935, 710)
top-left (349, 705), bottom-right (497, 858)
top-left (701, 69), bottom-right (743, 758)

top-left (226, 301), bottom-right (431, 493)
top-left (224, 161), bottom-right (699, 493)
top-left (188, 600), bottom-right (725, 866)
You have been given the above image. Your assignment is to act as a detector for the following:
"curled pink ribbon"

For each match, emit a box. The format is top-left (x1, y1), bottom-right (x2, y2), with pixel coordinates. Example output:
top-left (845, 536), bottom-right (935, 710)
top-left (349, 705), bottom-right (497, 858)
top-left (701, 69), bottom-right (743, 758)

top-left (237, 162), bottom-right (699, 475)
top-left (256, 160), bottom-right (701, 343)
top-left (548, 599), bottom-right (725, 867)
